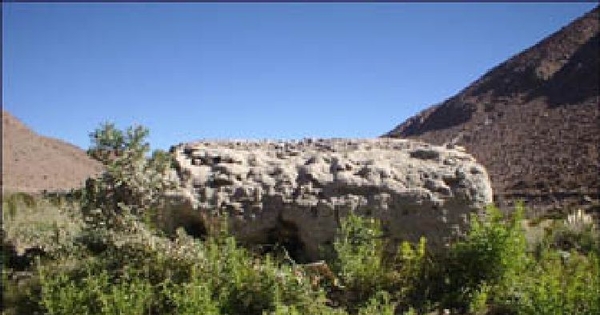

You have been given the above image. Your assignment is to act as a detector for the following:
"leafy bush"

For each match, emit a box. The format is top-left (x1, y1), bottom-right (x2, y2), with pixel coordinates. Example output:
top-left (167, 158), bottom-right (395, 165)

top-left (391, 237), bottom-right (433, 312)
top-left (83, 122), bottom-right (175, 231)
top-left (183, 233), bottom-right (332, 315)
top-left (493, 209), bottom-right (600, 315)
top-left (505, 249), bottom-right (600, 315)
top-left (357, 291), bottom-right (396, 315)
top-left (428, 204), bottom-right (600, 315)
top-left (38, 260), bottom-right (153, 315)
top-left (35, 222), bottom-right (340, 315)
top-left (332, 213), bottom-right (432, 313)
top-left (26, 197), bottom-right (600, 315)
top-left (165, 265), bottom-right (221, 315)
top-left (437, 204), bottom-right (528, 312)
top-left (36, 224), bottom-right (193, 314)
top-left (333, 213), bottom-right (388, 302)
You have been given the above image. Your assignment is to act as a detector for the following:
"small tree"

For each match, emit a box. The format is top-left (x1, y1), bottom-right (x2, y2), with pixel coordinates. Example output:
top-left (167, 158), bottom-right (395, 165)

top-left (87, 122), bottom-right (130, 164)
top-left (83, 122), bottom-right (175, 230)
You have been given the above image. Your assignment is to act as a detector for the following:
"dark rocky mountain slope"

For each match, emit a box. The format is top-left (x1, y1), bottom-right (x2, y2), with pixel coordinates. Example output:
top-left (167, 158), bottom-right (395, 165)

top-left (2, 110), bottom-right (103, 194)
top-left (385, 6), bottom-right (599, 211)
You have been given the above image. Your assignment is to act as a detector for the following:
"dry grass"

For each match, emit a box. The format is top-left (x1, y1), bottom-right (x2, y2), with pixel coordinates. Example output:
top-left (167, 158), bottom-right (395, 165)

top-left (2, 192), bottom-right (83, 255)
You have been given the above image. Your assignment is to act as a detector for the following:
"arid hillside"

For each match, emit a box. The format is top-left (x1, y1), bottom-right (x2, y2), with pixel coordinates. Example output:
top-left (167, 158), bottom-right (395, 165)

top-left (2, 111), bottom-right (103, 194)
top-left (385, 6), bottom-right (599, 211)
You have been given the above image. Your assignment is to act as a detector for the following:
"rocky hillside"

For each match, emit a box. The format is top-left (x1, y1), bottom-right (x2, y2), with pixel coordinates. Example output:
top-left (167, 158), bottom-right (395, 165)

top-left (2, 111), bottom-right (103, 194)
top-left (385, 6), bottom-right (599, 211)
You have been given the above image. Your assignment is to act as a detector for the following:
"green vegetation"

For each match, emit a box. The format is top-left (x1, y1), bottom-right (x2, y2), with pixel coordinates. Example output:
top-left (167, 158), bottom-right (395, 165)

top-left (3, 123), bottom-right (599, 315)
top-left (83, 122), bottom-right (174, 229)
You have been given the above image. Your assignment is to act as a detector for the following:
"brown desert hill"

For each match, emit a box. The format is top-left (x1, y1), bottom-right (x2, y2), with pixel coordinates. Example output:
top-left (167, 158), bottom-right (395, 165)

top-left (385, 6), bottom-right (599, 211)
top-left (2, 110), bottom-right (104, 194)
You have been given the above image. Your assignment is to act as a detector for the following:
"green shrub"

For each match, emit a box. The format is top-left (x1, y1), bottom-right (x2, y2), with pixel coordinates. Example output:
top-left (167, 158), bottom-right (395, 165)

top-left (196, 235), bottom-right (331, 315)
top-left (429, 204), bottom-right (528, 312)
top-left (495, 221), bottom-right (600, 315)
top-left (266, 302), bottom-right (349, 315)
top-left (435, 204), bottom-right (600, 315)
top-left (98, 274), bottom-right (153, 315)
top-left (165, 266), bottom-right (220, 315)
top-left (38, 258), bottom-right (154, 315)
top-left (83, 122), bottom-right (175, 231)
top-left (357, 291), bottom-right (396, 315)
top-left (35, 221), bottom-right (339, 315)
top-left (332, 213), bottom-right (432, 313)
top-left (38, 266), bottom-right (98, 315)
top-left (492, 248), bottom-right (600, 315)
top-left (1, 266), bottom-right (43, 315)
top-left (333, 213), bottom-right (388, 303)
top-left (36, 225), bottom-right (196, 314)
top-left (24, 198), bottom-right (600, 315)
top-left (391, 237), bottom-right (434, 312)
top-left (545, 208), bottom-right (599, 256)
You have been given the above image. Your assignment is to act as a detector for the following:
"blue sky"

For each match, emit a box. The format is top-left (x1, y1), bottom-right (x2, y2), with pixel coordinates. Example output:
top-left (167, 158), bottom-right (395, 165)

top-left (3, 3), bottom-right (597, 151)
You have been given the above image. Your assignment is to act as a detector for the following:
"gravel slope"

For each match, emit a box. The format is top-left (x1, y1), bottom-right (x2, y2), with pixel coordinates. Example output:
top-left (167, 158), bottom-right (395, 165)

top-left (2, 111), bottom-right (104, 194)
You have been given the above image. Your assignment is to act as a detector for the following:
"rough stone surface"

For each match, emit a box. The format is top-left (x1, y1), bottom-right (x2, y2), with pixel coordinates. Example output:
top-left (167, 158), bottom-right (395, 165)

top-left (167, 138), bottom-right (493, 260)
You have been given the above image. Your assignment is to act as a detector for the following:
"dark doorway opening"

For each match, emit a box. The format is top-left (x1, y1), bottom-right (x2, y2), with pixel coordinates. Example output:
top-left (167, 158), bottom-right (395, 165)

top-left (266, 220), bottom-right (307, 263)
top-left (181, 215), bottom-right (207, 238)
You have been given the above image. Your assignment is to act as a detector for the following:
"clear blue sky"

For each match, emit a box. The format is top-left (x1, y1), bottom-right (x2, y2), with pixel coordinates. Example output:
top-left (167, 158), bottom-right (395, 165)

top-left (3, 3), bottom-right (597, 151)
